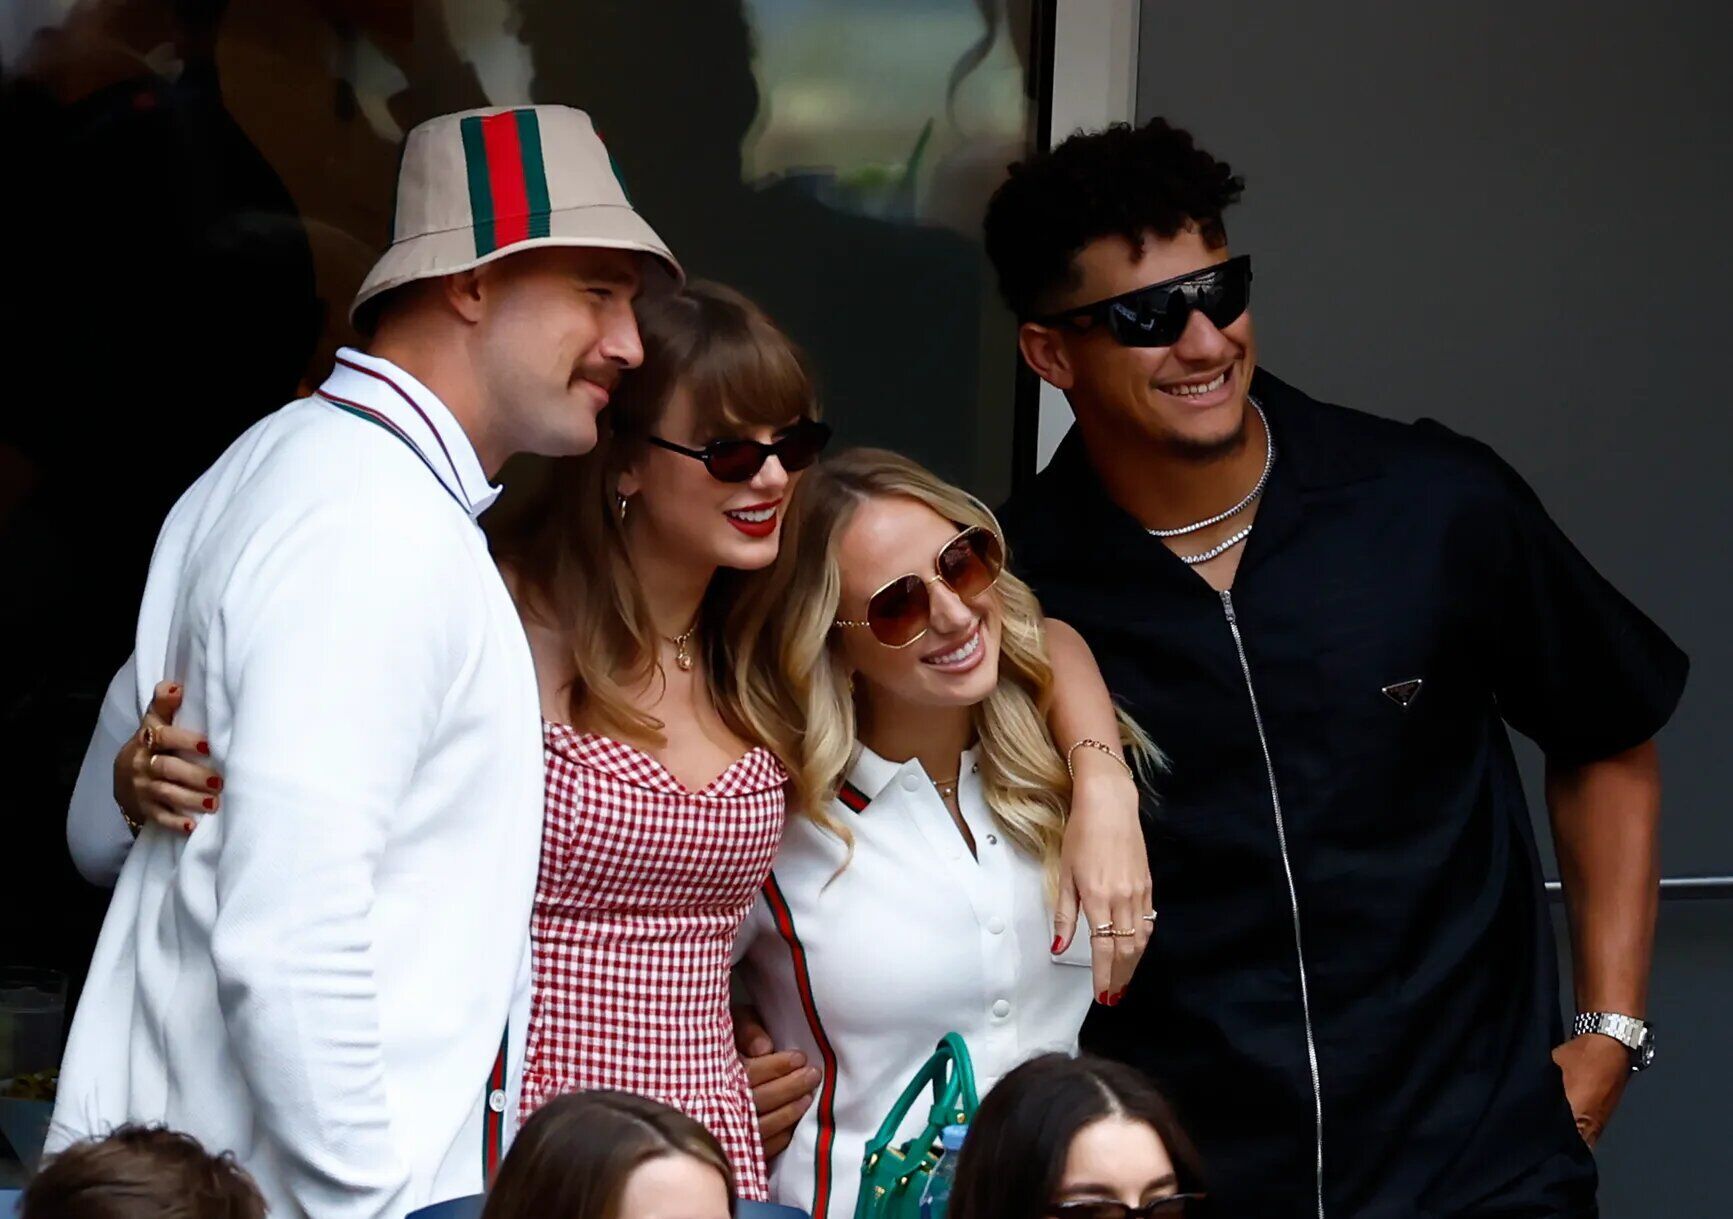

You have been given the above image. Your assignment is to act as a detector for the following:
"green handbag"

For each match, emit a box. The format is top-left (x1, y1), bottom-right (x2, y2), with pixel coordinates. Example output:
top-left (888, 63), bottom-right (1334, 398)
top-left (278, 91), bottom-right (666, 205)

top-left (853, 1033), bottom-right (979, 1219)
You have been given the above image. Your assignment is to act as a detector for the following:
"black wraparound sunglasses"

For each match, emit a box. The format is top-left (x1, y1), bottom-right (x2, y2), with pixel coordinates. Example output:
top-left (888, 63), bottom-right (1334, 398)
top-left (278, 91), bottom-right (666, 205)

top-left (1032, 255), bottom-right (1251, 347)
top-left (647, 418), bottom-right (832, 483)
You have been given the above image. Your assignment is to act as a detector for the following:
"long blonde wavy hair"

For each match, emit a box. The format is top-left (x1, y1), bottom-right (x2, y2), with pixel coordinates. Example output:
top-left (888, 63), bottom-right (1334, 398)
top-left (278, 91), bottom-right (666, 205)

top-left (724, 448), bottom-right (1149, 882)
top-left (488, 281), bottom-right (818, 745)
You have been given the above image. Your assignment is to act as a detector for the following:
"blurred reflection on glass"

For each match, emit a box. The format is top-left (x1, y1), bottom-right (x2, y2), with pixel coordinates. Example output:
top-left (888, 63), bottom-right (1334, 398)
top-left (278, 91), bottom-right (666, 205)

top-left (519, 0), bottom-right (1034, 504)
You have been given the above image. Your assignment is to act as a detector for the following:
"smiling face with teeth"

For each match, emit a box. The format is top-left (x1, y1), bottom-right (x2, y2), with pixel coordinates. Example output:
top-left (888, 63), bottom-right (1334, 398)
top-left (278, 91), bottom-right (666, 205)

top-left (835, 495), bottom-right (1003, 712)
top-left (618, 384), bottom-right (806, 574)
top-left (607, 284), bottom-right (821, 581)
top-left (1020, 226), bottom-right (1258, 461)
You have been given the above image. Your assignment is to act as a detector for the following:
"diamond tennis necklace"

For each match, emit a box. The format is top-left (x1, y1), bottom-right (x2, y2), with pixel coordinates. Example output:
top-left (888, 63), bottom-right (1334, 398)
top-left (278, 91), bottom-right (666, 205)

top-left (1148, 397), bottom-right (1274, 566)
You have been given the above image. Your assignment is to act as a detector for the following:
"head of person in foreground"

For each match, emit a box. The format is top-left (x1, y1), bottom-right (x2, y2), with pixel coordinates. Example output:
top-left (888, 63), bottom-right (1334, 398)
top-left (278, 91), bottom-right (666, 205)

top-left (949, 1053), bottom-right (1207, 1219)
top-left (480, 1089), bottom-right (736, 1219)
top-left (22, 1124), bottom-right (266, 1219)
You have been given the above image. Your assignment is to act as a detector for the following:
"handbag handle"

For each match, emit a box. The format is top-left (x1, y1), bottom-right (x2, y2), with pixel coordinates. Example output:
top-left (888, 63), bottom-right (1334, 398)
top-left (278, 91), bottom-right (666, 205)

top-left (860, 1033), bottom-right (979, 1169)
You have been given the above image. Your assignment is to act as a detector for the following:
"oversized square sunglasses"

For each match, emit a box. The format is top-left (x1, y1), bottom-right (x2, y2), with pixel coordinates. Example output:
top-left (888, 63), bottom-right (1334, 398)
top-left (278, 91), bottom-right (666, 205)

top-left (647, 418), bottom-right (833, 482)
top-left (833, 525), bottom-right (1005, 648)
top-left (1032, 255), bottom-right (1251, 347)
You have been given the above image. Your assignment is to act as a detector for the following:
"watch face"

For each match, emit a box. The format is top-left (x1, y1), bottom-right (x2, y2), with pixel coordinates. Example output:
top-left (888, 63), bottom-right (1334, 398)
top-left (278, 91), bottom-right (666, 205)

top-left (1639, 1039), bottom-right (1657, 1070)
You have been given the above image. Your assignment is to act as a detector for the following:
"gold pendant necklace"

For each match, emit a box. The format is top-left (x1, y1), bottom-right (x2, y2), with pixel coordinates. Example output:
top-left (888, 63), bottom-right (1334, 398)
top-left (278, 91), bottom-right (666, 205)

top-left (932, 774), bottom-right (960, 800)
top-left (668, 621), bottom-right (698, 672)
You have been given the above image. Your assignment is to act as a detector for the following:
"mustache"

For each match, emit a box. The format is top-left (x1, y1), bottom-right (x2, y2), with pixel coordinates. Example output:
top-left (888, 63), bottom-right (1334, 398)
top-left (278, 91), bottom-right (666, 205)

top-left (573, 364), bottom-right (622, 395)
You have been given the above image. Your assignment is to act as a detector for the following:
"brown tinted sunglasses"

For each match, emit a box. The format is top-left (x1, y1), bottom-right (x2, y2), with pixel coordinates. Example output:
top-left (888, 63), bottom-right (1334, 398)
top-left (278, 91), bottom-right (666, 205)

top-left (834, 525), bottom-right (1005, 648)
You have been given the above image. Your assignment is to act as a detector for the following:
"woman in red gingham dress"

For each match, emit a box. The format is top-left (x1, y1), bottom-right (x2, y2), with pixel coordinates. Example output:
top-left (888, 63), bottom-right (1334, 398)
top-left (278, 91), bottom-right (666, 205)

top-left (521, 726), bottom-right (785, 1197)
top-left (489, 282), bottom-right (831, 1201)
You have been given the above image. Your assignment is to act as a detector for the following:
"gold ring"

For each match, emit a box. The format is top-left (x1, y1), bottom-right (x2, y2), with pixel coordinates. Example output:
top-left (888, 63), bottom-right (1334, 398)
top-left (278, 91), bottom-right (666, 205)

top-left (141, 724), bottom-right (159, 753)
top-left (1141, 913), bottom-right (1159, 924)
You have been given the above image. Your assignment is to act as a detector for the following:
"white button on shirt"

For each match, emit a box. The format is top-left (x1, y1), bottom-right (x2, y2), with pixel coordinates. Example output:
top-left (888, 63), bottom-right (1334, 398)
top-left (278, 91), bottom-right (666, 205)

top-left (734, 745), bottom-right (1093, 1219)
top-left (54, 350), bottom-right (544, 1219)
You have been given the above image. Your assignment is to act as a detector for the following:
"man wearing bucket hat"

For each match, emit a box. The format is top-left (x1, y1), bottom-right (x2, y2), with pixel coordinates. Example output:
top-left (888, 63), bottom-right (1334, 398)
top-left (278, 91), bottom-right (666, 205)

top-left (51, 106), bottom-right (681, 1219)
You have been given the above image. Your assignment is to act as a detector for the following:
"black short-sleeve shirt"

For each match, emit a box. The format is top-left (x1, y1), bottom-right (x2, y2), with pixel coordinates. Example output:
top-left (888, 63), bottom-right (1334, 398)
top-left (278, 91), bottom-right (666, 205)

top-left (999, 370), bottom-right (1687, 1219)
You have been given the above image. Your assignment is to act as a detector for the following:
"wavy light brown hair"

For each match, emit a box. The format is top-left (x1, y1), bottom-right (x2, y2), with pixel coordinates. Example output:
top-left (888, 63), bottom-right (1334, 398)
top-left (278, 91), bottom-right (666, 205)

top-left (488, 280), bottom-right (817, 743)
top-left (480, 1090), bottom-right (736, 1219)
top-left (724, 448), bottom-right (1151, 879)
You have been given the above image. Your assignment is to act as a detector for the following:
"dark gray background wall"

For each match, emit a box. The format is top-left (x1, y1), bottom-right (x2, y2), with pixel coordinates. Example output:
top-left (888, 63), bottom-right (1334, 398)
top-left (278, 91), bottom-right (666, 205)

top-left (1135, 2), bottom-right (1730, 1215)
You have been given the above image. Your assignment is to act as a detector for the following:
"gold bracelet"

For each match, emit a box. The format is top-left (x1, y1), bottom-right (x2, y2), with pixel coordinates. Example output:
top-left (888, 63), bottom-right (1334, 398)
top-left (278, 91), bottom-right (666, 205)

top-left (1065, 737), bottom-right (1132, 781)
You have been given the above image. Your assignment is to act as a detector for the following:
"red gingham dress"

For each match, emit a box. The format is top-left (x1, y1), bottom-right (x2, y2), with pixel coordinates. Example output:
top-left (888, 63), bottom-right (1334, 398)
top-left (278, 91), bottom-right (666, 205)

top-left (521, 722), bottom-right (786, 1199)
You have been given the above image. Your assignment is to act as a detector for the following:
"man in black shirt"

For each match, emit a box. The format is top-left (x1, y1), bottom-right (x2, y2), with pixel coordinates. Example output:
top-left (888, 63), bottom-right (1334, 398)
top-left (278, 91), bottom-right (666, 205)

top-left (987, 120), bottom-right (1687, 1218)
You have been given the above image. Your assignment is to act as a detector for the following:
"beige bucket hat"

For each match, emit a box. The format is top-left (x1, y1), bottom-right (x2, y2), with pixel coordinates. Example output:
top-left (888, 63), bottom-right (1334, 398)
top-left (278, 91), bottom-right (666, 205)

top-left (351, 105), bottom-right (682, 322)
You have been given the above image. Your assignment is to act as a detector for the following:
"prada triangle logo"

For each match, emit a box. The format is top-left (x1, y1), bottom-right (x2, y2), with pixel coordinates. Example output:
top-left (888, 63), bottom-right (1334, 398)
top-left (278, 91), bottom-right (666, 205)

top-left (1382, 678), bottom-right (1424, 708)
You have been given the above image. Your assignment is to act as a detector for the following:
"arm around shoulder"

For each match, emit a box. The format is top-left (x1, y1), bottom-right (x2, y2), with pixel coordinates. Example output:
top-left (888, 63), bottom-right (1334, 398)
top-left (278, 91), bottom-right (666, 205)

top-left (66, 661), bottom-right (142, 886)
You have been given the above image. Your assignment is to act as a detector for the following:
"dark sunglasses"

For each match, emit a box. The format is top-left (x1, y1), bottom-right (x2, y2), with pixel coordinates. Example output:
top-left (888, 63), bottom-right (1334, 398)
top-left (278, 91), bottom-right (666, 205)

top-left (647, 418), bottom-right (832, 483)
top-left (834, 525), bottom-right (1005, 648)
top-left (1033, 255), bottom-right (1251, 347)
top-left (1048, 1195), bottom-right (1207, 1219)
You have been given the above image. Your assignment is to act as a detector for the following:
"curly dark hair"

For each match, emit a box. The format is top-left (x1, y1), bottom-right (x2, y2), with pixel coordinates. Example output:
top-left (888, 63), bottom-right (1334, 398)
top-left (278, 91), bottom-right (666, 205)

top-left (22, 1125), bottom-right (265, 1219)
top-left (983, 118), bottom-right (1245, 319)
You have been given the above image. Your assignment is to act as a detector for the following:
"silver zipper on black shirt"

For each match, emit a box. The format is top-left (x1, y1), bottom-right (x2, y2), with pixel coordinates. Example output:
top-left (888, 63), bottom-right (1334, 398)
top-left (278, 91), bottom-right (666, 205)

top-left (1221, 588), bottom-right (1326, 1219)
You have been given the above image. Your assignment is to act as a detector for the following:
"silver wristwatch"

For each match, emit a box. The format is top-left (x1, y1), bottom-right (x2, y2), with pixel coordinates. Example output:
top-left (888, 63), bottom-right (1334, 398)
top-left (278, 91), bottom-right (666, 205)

top-left (1573, 1012), bottom-right (1656, 1073)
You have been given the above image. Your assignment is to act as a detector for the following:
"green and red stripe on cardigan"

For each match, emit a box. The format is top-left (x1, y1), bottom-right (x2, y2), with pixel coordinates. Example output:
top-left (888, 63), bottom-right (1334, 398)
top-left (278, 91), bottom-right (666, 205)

top-left (483, 1028), bottom-right (508, 1183)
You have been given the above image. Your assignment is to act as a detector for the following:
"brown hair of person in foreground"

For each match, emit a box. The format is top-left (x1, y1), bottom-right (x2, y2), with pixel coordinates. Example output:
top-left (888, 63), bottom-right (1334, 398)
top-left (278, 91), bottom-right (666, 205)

top-left (482, 1090), bottom-right (736, 1219)
top-left (22, 1125), bottom-right (265, 1219)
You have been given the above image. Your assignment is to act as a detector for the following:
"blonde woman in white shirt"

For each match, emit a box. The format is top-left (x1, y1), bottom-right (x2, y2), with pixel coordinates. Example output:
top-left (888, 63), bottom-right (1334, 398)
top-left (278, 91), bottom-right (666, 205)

top-left (723, 448), bottom-right (1157, 1219)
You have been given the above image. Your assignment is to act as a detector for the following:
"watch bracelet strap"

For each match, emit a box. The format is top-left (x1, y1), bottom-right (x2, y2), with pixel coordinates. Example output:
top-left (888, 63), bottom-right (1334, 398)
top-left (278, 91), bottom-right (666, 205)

top-left (1573, 1011), bottom-right (1651, 1065)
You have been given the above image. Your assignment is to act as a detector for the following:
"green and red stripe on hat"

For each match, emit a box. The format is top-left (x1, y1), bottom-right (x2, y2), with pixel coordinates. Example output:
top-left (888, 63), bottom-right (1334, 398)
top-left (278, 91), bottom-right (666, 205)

top-left (459, 108), bottom-right (554, 257)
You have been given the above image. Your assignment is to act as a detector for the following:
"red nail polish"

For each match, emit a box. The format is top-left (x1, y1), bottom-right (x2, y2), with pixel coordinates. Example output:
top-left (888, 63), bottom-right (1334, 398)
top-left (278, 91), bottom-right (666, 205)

top-left (183, 821), bottom-right (196, 835)
top-left (167, 685), bottom-right (180, 696)
top-left (197, 741), bottom-right (211, 755)
top-left (207, 777), bottom-right (222, 791)
top-left (1098, 991), bottom-right (1110, 1005)
top-left (1051, 936), bottom-right (1064, 954)
top-left (203, 798), bottom-right (216, 810)
top-left (1111, 990), bottom-right (1125, 1006)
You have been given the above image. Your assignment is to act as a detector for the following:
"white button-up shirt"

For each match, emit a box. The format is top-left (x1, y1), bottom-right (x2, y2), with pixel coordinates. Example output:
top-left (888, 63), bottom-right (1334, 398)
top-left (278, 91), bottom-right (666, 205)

top-left (733, 745), bottom-right (1094, 1219)
top-left (52, 349), bottom-right (544, 1219)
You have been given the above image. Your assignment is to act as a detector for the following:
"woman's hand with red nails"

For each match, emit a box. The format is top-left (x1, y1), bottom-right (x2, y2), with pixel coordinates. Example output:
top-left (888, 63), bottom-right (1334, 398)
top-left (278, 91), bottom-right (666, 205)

top-left (1057, 749), bottom-right (1153, 1001)
top-left (113, 680), bottom-right (224, 836)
